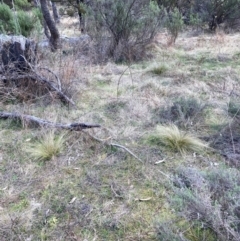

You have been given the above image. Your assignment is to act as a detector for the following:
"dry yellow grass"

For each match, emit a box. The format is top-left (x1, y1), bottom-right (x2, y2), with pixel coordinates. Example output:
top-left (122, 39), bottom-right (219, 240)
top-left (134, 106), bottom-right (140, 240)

top-left (25, 130), bottom-right (66, 161)
top-left (155, 124), bottom-right (208, 154)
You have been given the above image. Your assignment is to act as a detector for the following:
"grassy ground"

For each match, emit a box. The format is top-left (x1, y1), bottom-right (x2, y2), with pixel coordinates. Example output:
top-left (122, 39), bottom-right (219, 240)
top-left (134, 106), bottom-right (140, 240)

top-left (1, 27), bottom-right (240, 240)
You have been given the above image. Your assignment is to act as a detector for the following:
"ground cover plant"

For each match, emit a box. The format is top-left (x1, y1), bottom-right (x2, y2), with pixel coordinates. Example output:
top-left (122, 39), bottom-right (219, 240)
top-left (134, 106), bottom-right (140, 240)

top-left (1, 8), bottom-right (240, 241)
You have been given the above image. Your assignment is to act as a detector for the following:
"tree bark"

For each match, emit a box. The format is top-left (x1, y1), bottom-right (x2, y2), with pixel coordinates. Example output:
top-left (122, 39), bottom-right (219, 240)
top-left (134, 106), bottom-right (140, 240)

top-left (76, 0), bottom-right (85, 32)
top-left (40, 0), bottom-right (60, 51)
top-left (51, 1), bottom-right (60, 23)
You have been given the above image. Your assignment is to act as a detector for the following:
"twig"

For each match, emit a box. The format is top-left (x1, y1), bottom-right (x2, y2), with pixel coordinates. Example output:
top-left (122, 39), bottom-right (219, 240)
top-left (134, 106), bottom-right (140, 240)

top-left (0, 111), bottom-right (100, 131)
top-left (111, 143), bottom-right (143, 163)
top-left (39, 67), bottom-right (62, 91)
top-left (84, 131), bottom-right (143, 163)
top-left (117, 66), bottom-right (130, 98)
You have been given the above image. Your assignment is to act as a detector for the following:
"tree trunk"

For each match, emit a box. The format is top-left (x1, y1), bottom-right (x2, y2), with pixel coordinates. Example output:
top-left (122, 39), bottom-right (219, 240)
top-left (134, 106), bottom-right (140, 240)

top-left (76, 0), bottom-right (85, 32)
top-left (43, 20), bottom-right (51, 39)
top-left (40, 0), bottom-right (60, 51)
top-left (51, 1), bottom-right (60, 23)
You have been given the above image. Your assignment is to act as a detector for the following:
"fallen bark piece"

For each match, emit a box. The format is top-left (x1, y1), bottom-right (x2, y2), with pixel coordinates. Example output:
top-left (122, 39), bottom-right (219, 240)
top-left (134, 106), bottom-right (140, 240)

top-left (0, 111), bottom-right (100, 131)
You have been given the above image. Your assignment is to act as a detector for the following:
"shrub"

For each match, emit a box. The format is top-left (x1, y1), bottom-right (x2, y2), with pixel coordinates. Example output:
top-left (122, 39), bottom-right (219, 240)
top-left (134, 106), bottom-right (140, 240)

top-left (87, 0), bottom-right (163, 62)
top-left (17, 10), bottom-right (38, 37)
top-left (228, 99), bottom-right (240, 117)
top-left (0, 3), bottom-right (40, 36)
top-left (165, 8), bottom-right (184, 44)
top-left (155, 221), bottom-right (183, 241)
top-left (14, 0), bottom-right (31, 10)
top-left (153, 96), bottom-right (206, 127)
top-left (0, 3), bottom-right (15, 34)
top-left (168, 166), bottom-right (240, 241)
top-left (147, 124), bottom-right (208, 155)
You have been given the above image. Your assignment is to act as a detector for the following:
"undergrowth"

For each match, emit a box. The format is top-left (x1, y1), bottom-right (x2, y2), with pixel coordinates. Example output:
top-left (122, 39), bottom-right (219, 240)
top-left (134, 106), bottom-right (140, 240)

top-left (0, 26), bottom-right (239, 240)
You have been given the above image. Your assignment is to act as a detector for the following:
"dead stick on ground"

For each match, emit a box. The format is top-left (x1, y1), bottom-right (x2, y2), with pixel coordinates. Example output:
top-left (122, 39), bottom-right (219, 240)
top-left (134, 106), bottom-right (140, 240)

top-left (38, 67), bottom-right (62, 91)
top-left (84, 131), bottom-right (143, 163)
top-left (0, 111), bottom-right (100, 131)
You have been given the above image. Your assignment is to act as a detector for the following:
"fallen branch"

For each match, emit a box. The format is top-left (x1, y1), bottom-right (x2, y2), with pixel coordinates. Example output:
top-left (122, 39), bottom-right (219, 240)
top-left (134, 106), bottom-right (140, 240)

top-left (111, 143), bottom-right (143, 163)
top-left (0, 111), bottom-right (100, 131)
top-left (38, 67), bottom-right (62, 91)
top-left (0, 73), bottom-right (74, 105)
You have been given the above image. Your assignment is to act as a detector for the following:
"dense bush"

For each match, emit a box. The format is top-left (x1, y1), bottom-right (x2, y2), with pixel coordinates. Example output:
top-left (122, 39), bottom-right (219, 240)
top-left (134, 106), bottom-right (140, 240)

top-left (156, 0), bottom-right (240, 31)
top-left (0, 3), bottom-right (15, 34)
top-left (87, 0), bottom-right (163, 62)
top-left (0, 3), bottom-right (40, 36)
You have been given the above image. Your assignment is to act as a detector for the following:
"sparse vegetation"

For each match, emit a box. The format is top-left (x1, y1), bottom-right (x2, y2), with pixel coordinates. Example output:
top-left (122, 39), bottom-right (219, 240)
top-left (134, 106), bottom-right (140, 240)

top-left (165, 8), bottom-right (184, 44)
top-left (166, 166), bottom-right (240, 241)
top-left (1, 2), bottom-right (240, 240)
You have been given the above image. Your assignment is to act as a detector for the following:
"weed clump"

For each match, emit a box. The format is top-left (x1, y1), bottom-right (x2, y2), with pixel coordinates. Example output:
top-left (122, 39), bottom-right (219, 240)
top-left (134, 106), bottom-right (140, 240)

top-left (153, 96), bottom-right (206, 127)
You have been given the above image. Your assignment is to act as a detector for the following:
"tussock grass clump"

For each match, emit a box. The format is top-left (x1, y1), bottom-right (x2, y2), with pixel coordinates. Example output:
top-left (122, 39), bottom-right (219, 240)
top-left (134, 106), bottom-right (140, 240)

top-left (26, 131), bottom-right (66, 161)
top-left (150, 64), bottom-right (168, 75)
top-left (147, 124), bottom-right (208, 154)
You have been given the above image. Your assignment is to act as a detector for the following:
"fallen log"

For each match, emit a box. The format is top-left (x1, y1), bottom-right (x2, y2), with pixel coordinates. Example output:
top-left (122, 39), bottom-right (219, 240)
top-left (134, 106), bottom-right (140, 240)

top-left (0, 111), bottom-right (100, 130)
top-left (0, 73), bottom-right (75, 105)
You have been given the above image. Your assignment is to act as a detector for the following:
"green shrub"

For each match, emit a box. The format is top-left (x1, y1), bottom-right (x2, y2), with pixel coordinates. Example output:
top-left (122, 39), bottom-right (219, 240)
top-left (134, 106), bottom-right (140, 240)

top-left (0, 3), bottom-right (15, 33)
top-left (88, 0), bottom-right (163, 62)
top-left (165, 8), bottom-right (184, 44)
top-left (0, 3), bottom-right (39, 36)
top-left (32, 7), bottom-right (43, 23)
top-left (17, 10), bottom-right (37, 37)
top-left (14, 0), bottom-right (31, 10)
